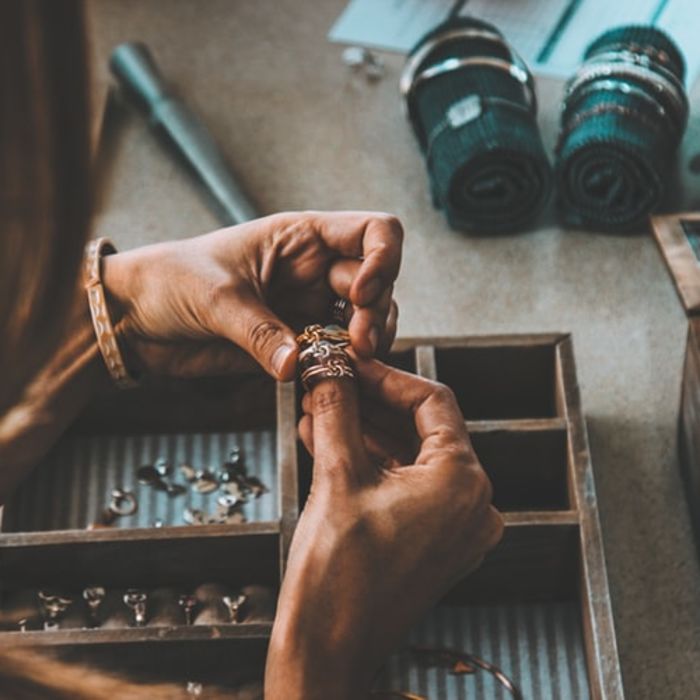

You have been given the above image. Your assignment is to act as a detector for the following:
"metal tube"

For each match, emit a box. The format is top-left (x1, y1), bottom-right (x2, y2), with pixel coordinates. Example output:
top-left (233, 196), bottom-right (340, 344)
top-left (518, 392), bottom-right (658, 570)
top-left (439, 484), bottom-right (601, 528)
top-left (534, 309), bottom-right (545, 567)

top-left (110, 42), bottom-right (258, 224)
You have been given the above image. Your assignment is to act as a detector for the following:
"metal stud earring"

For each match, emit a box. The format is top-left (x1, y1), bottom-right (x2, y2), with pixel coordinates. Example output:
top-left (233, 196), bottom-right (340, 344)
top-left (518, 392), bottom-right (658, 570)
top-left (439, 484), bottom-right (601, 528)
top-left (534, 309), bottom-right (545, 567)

top-left (38, 591), bottom-right (74, 631)
top-left (222, 593), bottom-right (247, 623)
top-left (178, 594), bottom-right (198, 625)
top-left (83, 586), bottom-right (106, 628)
top-left (123, 589), bottom-right (148, 627)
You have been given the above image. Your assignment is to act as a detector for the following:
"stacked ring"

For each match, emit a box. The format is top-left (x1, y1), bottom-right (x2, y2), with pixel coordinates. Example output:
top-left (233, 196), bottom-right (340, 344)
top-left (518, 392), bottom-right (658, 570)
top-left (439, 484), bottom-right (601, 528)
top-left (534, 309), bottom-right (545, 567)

top-left (296, 324), bottom-right (355, 390)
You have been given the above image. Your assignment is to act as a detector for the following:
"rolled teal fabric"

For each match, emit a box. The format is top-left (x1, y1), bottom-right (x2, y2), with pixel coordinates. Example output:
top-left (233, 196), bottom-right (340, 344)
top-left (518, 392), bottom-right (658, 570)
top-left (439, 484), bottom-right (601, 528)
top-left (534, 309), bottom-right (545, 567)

top-left (555, 25), bottom-right (688, 232)
top-left (404, 17), bottom-right (552, 234)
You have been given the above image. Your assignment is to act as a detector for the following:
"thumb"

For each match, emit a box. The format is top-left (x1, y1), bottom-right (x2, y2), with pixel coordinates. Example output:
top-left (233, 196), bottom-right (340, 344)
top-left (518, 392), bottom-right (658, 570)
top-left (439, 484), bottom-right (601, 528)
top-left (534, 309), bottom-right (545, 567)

top-left (309, 377), bottom-right (374, 489)
top-left (222, 292), bottom-right (298, 380)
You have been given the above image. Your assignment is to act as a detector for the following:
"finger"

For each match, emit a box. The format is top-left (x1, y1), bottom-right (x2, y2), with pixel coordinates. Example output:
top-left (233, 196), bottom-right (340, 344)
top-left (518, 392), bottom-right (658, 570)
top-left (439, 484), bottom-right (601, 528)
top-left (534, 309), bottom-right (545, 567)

top-left (378, 300), bottom-right (399, 357)
top-left (308, 377), bottom-right (373, 487)
top-left (349, 287), bottom-right (393, 358)
top-left (219, 291), bottom-right (299, 381)
top-left (298, 414), bottom-right (314, 455)
top-left (302, 385), bottom-right (413, 444)
top-left (361, 422), bottom-right (414, 466)
top-left (355, 358), bottom-right (469, 460)
top-left (327, 258), bottom-right (360, 297)
top-left (299, 412), bottom-right (400, 466)
top-left (328, 259), bottom-right (395, 356)
top-left (314, 212), bottom-right (403, 306)
top-left (302, 391), bottom-right (417, 465)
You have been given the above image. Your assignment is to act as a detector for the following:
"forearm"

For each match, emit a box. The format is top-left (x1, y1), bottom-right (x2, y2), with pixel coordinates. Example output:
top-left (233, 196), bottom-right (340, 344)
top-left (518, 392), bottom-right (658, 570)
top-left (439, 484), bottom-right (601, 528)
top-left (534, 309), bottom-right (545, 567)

top-left (265, 623), bottom-right (372, 700)
top-left (0, 288), bottom-right (111, 502)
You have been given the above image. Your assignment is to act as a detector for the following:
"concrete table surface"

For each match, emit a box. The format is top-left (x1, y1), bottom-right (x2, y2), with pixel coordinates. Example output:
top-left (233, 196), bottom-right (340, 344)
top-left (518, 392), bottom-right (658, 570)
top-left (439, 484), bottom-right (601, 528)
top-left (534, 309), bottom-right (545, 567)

top-left (91, 1), bottom-right (700, 697)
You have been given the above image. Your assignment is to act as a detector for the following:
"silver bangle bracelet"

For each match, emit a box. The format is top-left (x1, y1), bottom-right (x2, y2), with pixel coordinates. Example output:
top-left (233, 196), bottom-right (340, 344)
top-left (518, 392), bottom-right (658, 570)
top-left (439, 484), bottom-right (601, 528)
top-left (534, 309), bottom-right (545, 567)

top-left (399, 27), bottom-right (513, 99)
top-left (585, 50), bottom-right (685, 94)
top-left (562, 78), bottom-right (666, 120)
top-left (564, 62), bottom-right (687, 130)
top-left (410, 56), bottom-right (534, 110)
top-left (425, 94), bottom-right (532, 164)
top-left (595, 41), bottom-right (674, 69)
top-left (399, 26), bottom-right (536, 143)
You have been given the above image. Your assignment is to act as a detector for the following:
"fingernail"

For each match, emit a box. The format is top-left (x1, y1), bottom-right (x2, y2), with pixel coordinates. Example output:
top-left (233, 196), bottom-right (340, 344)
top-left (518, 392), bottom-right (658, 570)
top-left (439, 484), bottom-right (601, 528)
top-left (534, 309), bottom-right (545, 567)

top-left (362, 278), bottom-right (382, 304)
top-left (368, 326), bottom-right (379, 355)
top-left (272, 344), bottom-right (296, 377)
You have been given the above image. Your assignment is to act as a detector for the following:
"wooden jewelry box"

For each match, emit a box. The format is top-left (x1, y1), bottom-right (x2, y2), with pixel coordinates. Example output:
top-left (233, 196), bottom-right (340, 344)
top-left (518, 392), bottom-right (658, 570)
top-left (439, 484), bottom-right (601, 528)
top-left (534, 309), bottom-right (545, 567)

top-left (0, 335), bottom-right (622, 698)
top-left (651, 212), bottom-right (700, 561)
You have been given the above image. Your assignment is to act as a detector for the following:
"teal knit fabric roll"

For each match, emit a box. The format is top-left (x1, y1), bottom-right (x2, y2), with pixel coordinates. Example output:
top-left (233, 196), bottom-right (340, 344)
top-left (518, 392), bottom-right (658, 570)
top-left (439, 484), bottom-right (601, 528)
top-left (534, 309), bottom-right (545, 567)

top-left (405, 17), bottom-right (552, 234)
top-left (555, 25), bottom-right (688, 232)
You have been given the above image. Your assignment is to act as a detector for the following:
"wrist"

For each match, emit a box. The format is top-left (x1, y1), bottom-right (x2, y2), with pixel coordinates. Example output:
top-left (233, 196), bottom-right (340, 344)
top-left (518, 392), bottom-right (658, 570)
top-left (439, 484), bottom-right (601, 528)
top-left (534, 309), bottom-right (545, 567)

top-left (100, 249), bottom-right (143, 377)
top-left (266, 607), bottom-right (374, 700)
top-left (101, 250), bottom-right (136, 322)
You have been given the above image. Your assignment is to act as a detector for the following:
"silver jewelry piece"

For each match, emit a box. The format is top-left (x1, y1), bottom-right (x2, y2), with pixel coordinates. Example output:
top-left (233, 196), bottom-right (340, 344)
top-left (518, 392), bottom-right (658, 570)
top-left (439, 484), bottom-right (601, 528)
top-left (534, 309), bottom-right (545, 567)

top-left (154, 457), bottom-right (171, 477)
top-left (18, 618), bottom-right (28, 632)
top-left (83, 586), bottom-right (106, 628)
top-left (223, 480), bottom-right (246, 501)
top-left (246, 475), bottom-right (268, 498)
top-left (180, 463), bottom-right (197, 482)
top-left (342, 46), bottom-right (385, 80)
top-left (109, 488), bottom-right (138, 517)
top-left (222, 593), bottom-right (247, 623)
top-left (330, 297), bottom-right (351, 327)
top-left (184, 507), bottom-right (206, 526)
top-left (217, 493), bottom-right (241, 511)
top-left (186, 681), bottom-right (204, 697)
top-left (136, 465), bottom-right (160, 485)
top-left (165, 482), bottom-right (187, 497)
top-left (193, 469), bottom-right (219, 494)
top-left (123, 589), bottom-right (148, 627)
top-left (178, 594), bottom-right (198, 625)
top-left (38, 591), bottom-right (73, 631)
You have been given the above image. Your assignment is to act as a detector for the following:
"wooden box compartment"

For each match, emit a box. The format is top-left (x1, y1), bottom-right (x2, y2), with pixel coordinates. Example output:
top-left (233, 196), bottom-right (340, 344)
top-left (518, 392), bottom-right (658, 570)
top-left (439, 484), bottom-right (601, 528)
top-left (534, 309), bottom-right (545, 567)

top-left (652, 212), bottom-right (700, 563)
top-left (0, 335), bottom-right (621, 697)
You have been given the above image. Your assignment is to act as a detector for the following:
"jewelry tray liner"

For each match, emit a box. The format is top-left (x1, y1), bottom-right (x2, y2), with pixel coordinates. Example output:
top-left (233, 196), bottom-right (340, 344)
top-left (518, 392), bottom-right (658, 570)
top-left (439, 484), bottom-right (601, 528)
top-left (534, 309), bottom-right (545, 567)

top-left (0, 336), bottom-right (622, 698)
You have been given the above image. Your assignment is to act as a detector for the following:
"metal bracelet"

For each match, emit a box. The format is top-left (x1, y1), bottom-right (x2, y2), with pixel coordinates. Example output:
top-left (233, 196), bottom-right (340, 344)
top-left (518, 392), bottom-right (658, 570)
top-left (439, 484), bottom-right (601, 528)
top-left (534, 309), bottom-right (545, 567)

top-left (556, 103), bottom-right (667, 154)
top-left (564, 62), bottom-right (687, 131)
top-left (399, 27), bottom-right (535, 145)
top-left (400, 27), bottom-right (522, 100)
top-left (561, 78), bottom-right (667, 121)
top-left (425, 94), bottom-right (532, 165)
top-left (585, 49), bottom-right (682, 86)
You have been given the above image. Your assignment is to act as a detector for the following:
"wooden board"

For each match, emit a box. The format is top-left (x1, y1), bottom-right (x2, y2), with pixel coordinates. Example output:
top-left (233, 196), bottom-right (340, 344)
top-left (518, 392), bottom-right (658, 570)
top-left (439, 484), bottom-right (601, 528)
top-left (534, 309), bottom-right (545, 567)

top-left (0, 335), bottom-right (622, 698)
top-left (650, 212), bottom-right (700, 316)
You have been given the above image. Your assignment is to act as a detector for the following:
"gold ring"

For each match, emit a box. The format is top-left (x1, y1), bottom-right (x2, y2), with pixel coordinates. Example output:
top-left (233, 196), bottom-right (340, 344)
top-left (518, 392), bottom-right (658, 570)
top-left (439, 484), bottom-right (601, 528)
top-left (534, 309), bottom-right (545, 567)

top-left (297, 324), bottom-right (355, 390)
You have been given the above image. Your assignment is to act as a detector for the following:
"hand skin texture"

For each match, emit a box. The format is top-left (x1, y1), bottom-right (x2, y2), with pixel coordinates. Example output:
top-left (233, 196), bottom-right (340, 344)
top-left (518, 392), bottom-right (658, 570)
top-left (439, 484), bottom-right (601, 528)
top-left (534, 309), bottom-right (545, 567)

top-left (0, 211), bottom-right (400, 500)
top-left (102, 211), bottom-right (402, 380)
top-left (265, 358), bottom-right (504, 699)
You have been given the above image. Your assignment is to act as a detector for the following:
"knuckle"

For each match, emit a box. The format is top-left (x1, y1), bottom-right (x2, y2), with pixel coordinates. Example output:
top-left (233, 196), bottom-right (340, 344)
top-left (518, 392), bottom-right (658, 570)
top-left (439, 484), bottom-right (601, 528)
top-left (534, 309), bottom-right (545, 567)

top-left (472, 467), bottom-right (494, 506)
top-left (248, 319), bottom-right (285, 356)
top-left (311, 383), bottom-right (346, 415)
top-left (204, 279), bottom-right (229, 312)
top-left (320, 454), bottom-right (353, 476)
top-left (377, 213), bottom-right (404, 240)
top-left (431, 381), bottom-right (457, 405)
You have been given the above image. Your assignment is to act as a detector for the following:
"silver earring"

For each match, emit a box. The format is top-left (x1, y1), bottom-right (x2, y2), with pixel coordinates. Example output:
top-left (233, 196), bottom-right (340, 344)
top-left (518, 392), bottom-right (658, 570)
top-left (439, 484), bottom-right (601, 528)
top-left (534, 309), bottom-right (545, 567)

top-left (222, 593), bottom-right (247, 623)
top-left (178, 594), bottom-right (198, 625)
top-left (83, 586), bottom-right (106, 628)
top-left (38, 591), bottom-right (73, 631)
top-left (123, 589), bottom-right (148, 627)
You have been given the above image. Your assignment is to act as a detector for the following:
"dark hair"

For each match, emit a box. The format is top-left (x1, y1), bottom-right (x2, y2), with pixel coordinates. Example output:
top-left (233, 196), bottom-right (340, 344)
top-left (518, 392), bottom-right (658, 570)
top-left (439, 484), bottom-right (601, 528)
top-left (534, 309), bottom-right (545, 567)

top-left (0, 0), bottom-right (93, 416)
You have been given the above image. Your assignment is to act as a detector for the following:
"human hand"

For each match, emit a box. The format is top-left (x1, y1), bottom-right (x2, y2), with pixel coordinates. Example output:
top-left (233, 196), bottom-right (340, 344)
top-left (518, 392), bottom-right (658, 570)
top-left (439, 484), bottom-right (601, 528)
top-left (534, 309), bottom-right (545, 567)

top-left (265, 359), bottom-right (503, 699)
top-left (101, 211), bottom-right (401, 380)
